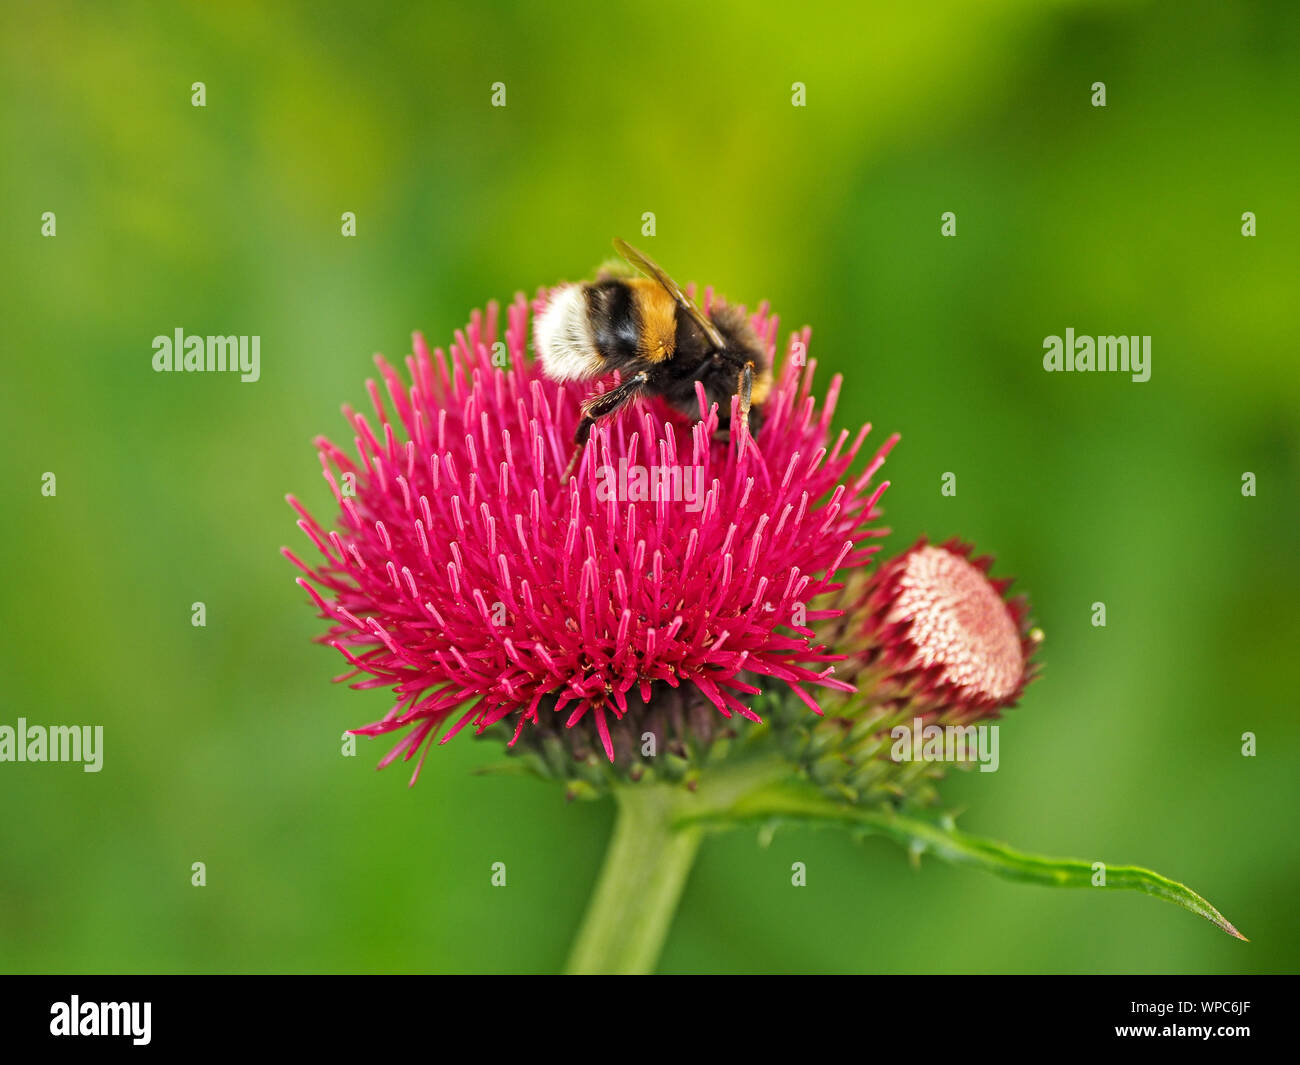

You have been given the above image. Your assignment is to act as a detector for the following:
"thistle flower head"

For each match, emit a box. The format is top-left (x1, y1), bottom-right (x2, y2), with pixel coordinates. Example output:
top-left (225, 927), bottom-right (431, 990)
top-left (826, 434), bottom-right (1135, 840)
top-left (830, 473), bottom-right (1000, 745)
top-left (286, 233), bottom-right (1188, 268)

top-left (286, 291), bottom-right (897, 783)
top-left (856, 538), bottom-right (1039, 719)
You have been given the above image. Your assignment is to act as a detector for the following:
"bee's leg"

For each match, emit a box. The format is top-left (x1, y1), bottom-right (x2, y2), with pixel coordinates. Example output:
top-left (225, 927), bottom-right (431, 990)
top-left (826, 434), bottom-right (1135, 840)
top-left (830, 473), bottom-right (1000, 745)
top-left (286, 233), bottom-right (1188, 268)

top-left (737, 362), bottom-right (755, 434)
top-left (562, 372), bottom-right (649, 482)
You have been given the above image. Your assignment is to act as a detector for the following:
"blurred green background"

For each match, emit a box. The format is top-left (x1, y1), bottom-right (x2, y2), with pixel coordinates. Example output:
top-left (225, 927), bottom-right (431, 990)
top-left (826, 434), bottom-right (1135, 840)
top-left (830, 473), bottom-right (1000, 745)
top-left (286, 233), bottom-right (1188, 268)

top-left (2, 0), bottom-right (1297, 974)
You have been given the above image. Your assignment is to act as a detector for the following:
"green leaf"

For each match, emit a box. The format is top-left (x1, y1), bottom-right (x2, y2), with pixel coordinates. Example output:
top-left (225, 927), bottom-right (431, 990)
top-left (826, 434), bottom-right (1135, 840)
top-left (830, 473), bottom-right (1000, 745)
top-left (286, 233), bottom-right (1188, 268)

top-left (678, 782), bottom-right (1247, 941)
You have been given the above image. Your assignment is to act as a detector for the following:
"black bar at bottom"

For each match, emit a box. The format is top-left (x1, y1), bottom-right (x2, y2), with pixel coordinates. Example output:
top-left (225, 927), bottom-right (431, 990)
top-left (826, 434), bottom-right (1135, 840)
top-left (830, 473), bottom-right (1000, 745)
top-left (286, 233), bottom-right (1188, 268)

top-left (0, 974), bottom-right (1288, 1052)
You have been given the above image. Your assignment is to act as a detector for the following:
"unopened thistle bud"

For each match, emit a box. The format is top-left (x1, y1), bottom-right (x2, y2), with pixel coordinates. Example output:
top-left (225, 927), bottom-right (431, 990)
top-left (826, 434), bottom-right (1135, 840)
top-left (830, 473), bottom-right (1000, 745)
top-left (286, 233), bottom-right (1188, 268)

top-left (779, 539), bottom-right (1041, 807)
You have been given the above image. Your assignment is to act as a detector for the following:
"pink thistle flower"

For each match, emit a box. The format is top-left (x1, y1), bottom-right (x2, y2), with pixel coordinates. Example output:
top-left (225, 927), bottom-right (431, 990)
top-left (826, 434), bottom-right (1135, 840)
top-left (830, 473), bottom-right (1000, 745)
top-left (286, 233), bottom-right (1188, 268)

top-left (285, 291), bottom-right (897, 783)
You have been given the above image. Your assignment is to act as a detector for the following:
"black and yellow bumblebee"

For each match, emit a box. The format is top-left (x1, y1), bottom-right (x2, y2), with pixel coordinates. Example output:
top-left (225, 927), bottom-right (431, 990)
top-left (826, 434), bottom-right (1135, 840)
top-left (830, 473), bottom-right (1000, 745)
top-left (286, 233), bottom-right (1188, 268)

top-left (533, 239), bottom-right (772, 470)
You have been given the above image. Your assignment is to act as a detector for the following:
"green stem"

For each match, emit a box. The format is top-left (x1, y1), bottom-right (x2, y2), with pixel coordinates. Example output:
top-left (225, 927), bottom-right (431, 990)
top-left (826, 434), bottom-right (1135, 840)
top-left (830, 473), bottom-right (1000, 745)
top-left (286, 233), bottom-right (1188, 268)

top-left (565, 785), bottom-right (702, 975)
top-left (565, 758), bottom-right (788, 974)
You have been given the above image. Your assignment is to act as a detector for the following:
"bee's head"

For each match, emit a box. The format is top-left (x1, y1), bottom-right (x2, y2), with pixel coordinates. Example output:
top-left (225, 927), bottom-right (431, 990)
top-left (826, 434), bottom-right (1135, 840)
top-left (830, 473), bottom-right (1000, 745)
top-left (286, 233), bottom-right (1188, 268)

top-left (705, 302), bottom-right (768, 369)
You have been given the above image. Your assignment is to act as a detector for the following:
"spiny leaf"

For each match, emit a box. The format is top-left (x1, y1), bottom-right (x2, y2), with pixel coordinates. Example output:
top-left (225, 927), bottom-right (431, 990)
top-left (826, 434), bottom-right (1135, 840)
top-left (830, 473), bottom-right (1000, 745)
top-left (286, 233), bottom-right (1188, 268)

top-left (678, 782), bottom-right (1247, 940)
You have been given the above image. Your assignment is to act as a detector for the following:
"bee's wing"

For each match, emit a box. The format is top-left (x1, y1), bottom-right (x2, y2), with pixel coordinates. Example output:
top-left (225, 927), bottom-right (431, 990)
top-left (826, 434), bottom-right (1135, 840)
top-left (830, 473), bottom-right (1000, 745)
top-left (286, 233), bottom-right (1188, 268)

top-left (613, 238), bottom-right (726, 350)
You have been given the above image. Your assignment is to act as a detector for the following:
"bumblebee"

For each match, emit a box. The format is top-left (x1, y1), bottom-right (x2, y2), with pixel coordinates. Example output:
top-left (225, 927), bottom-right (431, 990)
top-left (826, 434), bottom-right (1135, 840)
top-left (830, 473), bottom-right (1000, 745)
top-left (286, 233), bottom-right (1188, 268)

top-left (533, 240), bottom-right (772, 471)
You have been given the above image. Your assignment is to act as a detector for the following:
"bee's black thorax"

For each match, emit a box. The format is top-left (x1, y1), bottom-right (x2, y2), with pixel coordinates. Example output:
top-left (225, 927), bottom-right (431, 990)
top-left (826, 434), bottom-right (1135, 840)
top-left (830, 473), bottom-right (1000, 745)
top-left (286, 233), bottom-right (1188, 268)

top-left (651, 303), bottom-right (768, 428)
